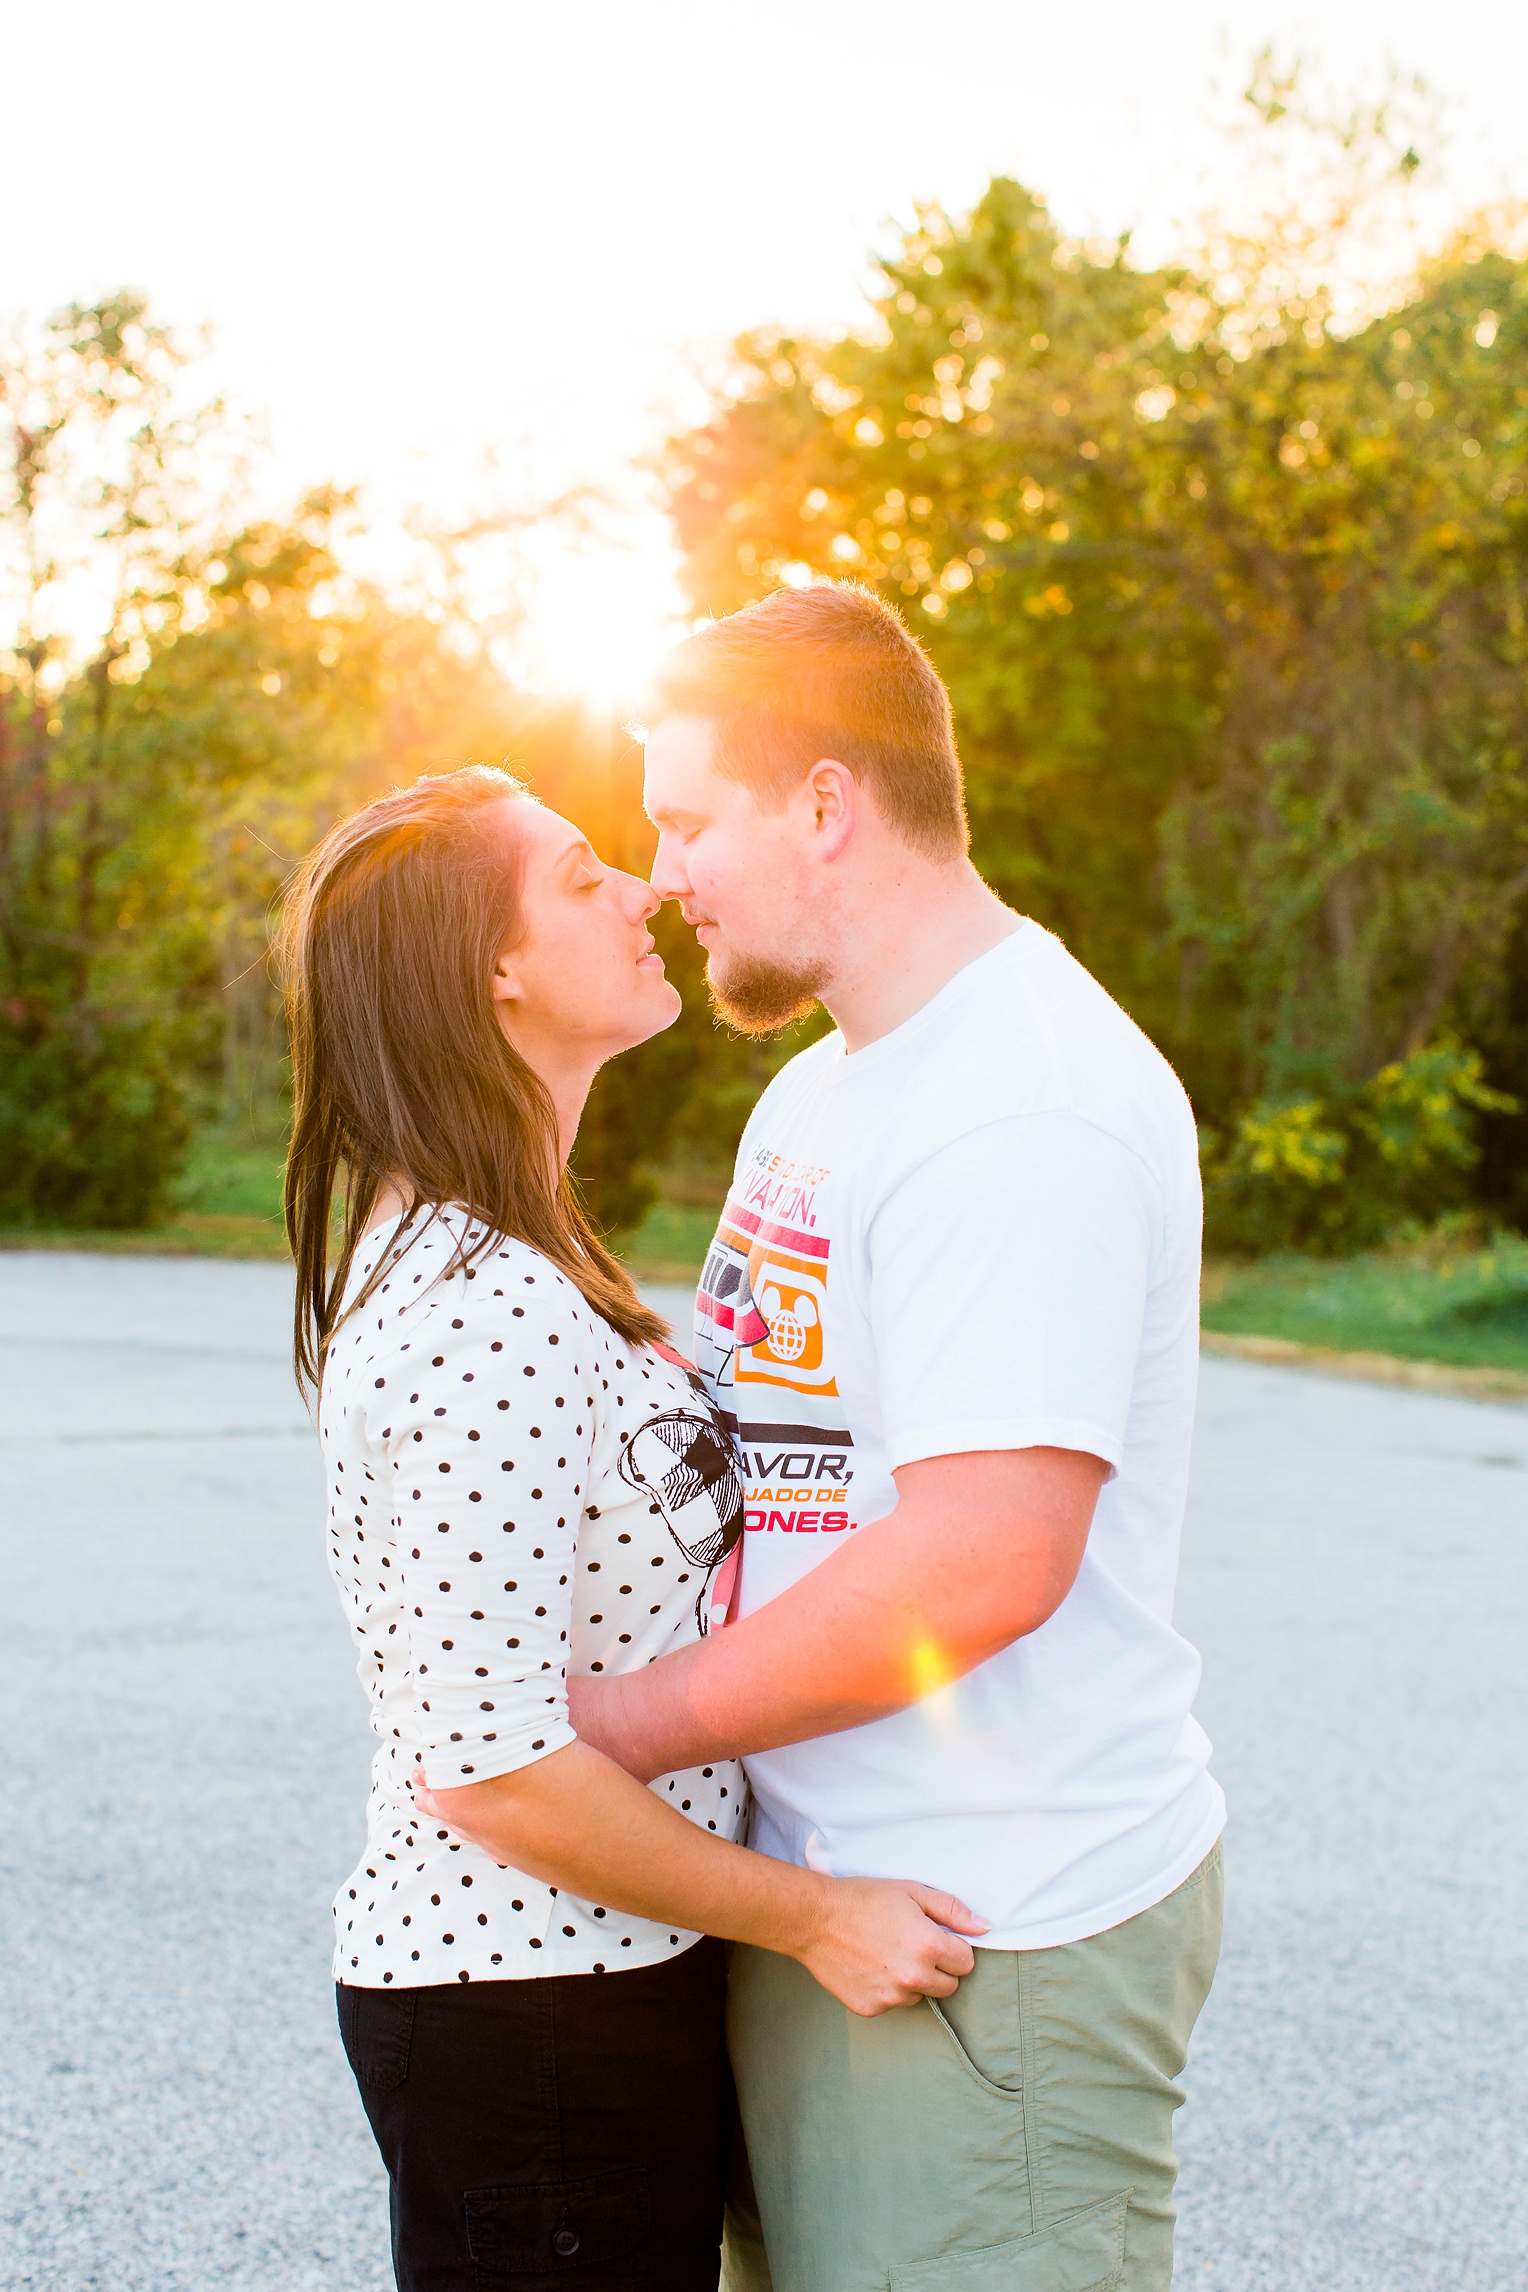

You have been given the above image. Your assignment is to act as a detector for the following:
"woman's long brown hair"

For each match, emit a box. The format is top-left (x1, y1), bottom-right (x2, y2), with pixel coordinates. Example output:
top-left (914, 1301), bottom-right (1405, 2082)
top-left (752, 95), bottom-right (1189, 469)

top-left (279, 764), bottom-right (667, 1394)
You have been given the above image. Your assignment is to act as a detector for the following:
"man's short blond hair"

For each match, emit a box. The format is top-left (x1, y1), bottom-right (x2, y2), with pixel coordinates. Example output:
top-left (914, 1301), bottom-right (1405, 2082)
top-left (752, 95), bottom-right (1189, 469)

top-left (644, 583), bottom-right (969, 860)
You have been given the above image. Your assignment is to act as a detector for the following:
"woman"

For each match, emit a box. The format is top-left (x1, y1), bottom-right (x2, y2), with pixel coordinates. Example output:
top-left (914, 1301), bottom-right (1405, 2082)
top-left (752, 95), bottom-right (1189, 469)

top-left (281, 766), bottom-right (981, 2292)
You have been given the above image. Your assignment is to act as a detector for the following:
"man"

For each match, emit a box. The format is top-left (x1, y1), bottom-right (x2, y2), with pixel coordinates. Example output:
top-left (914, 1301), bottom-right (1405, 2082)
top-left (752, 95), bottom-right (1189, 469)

top-left (574, 582), bottom-right (1224, 2291)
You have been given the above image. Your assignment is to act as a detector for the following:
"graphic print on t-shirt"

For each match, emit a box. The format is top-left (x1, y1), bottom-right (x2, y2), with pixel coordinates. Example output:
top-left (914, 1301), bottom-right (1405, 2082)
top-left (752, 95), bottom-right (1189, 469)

top-left (696, 1147), bottom-right (834, 1395)
top-left (696, 1145), bottom-right (857, 1542)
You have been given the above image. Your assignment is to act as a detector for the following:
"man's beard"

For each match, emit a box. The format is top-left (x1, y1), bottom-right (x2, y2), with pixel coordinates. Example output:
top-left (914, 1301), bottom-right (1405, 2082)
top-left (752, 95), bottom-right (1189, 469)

top-left (707, 950), bottom-right (826, 1037)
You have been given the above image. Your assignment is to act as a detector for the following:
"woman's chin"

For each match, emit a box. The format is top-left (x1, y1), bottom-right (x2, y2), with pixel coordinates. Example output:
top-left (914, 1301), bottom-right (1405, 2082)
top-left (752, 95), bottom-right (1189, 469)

top-left (623, 978), bottom-right (683, 1046)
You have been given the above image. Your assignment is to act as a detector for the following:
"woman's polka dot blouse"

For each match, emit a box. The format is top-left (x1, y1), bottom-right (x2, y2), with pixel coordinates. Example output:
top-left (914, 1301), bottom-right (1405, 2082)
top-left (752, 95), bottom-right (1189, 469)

top-left (321, 1204), bottom-right (746, 1989)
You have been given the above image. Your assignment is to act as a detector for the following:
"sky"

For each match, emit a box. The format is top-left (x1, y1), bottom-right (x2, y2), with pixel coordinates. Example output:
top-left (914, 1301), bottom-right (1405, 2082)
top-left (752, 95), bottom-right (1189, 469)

top-left (8, 0), bottom-right (1528, 694)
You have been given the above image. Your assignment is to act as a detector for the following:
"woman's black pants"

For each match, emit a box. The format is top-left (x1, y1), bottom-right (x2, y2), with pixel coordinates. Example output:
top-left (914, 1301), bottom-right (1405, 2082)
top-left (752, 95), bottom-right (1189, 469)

top-left (337, 1939), bottom-right (731, 2291)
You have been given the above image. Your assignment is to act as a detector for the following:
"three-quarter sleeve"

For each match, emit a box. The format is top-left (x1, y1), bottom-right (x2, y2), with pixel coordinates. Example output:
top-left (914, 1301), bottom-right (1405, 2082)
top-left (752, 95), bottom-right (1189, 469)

top-left (365, 1266), bottom-right (597, 1788)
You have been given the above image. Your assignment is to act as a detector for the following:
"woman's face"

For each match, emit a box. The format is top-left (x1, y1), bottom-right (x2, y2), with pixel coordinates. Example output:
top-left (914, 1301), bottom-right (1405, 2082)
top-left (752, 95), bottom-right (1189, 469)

top-left (490, 798), bottom-right (680, 1075)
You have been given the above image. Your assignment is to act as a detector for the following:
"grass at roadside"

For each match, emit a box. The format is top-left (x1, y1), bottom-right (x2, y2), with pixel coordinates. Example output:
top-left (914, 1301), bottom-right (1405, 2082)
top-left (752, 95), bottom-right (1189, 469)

top-left (1201, 1228), bottom-right (1528, 1375)
top-left (0, 1130), bottom-right (293, 1260)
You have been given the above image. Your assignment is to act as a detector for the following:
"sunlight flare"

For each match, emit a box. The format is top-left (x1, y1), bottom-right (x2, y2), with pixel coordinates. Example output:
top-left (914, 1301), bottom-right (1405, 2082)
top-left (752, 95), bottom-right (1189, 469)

top-left (526, 531), bottom-right (686, 709)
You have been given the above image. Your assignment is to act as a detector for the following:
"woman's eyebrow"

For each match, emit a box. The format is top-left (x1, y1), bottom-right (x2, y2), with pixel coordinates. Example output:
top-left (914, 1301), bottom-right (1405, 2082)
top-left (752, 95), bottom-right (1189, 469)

top-left (556, 836), bottom-right (599, 874)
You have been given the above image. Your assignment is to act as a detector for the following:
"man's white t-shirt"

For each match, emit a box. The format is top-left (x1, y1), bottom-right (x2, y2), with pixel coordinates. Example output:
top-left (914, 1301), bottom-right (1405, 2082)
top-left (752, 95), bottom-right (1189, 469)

top-left (693, 922), bottom-right (1225, 1950)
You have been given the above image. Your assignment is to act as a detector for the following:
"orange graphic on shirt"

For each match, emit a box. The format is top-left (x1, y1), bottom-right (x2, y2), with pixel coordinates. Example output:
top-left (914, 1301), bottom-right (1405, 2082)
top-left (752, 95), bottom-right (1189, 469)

top-left (734, 1251), bottom-right (838, 1396)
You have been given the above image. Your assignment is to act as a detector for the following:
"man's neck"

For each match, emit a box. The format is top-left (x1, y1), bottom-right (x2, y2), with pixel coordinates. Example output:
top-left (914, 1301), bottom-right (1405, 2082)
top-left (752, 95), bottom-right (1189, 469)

top-left (819, 862), bottom-right (1023, 1053)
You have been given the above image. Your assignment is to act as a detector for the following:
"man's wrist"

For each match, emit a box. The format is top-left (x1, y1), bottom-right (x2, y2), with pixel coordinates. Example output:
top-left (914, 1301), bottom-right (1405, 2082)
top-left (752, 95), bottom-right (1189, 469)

top-left (594, 1669), bottom-right (653, 1777)
top-left (589, 1664), bottom-right (679, 1783)
top-left (573, 1640), bottom-right (723, 1781)
top-left (623, 1642), bottom-right (704, 1779)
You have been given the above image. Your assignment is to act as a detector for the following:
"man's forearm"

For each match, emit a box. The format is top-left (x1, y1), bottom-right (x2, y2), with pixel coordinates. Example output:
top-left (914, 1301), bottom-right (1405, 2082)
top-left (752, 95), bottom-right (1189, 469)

top-left (590, 1518), bottom-right (990, 1779)
top-left (576, 1447), bottom-right (1106, 1779)
top-left (583, 1617), bottom-right (888, 1783)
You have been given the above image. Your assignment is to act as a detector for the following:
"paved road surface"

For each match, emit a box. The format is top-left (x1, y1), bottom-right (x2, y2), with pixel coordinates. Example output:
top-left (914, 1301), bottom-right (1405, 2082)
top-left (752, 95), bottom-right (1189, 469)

top-left (2, 1253), bottom-right (1524, 2290)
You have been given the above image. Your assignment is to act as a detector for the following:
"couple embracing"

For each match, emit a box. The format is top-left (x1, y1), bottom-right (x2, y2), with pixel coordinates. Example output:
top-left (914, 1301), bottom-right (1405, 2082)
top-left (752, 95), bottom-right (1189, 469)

top-left (285, 583), bottom-right (1224, 2292)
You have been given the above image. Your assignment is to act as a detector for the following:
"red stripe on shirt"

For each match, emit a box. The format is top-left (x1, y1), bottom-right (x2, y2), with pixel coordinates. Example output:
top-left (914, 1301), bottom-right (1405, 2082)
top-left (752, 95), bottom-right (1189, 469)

top-left (720, 1201), bottom-right (829, 1260)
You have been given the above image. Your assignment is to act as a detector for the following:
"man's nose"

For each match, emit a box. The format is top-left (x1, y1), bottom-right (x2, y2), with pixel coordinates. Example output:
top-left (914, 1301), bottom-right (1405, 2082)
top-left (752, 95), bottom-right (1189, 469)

top-left (647, 830), bottom-right (690, 903)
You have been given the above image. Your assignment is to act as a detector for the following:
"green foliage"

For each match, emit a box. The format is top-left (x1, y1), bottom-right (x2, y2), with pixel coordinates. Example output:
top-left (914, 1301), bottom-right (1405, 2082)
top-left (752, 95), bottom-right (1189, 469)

top-left (667, 177), bottom-right (1206, 1064)
top-left (173, 1128), bottom-right (287, 1222)
top-left (0, 1123), bottom-right (292, 1256)
top-left (1475, 900), bottom-right (1528, 1227)
top-left (13, 80), bottom-right (1528, 1260)
top-left (0, 295), bottom-right (235, 1223)
top-left (1360, 1039), bottom-right (1516, 1171)
top-left (1203, 1040), bottom-right (1518, 1252)
top-left (617, 1194), bottom-right (727, 1281)
top-left (0, 1010), bottom-right (191, 1227)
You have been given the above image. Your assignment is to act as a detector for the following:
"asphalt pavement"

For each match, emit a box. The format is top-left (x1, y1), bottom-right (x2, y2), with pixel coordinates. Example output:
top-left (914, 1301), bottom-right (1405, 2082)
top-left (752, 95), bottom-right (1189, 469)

top-left (1, 1252), bottom-right (1524, 2290)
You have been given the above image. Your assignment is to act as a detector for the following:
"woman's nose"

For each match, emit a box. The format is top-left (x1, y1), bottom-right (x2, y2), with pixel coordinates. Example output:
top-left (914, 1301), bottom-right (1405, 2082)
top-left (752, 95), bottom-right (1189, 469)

top-left (616, 868), bottom-right (661, 923)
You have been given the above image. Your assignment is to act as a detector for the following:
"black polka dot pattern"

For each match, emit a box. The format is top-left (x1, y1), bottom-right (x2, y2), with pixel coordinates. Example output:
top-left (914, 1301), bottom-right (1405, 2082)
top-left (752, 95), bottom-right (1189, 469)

top-left (320, 1205), bottom-right (746, 1988)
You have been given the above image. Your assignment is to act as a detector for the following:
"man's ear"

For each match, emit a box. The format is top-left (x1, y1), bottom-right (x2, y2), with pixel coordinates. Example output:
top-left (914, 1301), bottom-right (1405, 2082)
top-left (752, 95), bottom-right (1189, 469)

top-left (804, 760), bottom-right (858, 862)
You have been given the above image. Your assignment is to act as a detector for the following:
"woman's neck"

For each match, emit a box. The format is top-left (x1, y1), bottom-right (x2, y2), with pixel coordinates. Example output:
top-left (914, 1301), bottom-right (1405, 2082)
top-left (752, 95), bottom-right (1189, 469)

top-left (500, 1025), bottom-right (601, 1171)
top-left (363, 1055), bottom-right (596, 1244)
top-left (545, 1066), bottom-right (597, 1172)
top-left (363, 1179), bottom-right (411, 1243)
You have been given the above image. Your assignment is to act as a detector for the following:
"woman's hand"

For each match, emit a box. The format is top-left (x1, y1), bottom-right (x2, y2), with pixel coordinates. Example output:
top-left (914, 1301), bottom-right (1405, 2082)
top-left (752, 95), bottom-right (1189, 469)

top-left (793, 1874), bottom-right (987, 2017)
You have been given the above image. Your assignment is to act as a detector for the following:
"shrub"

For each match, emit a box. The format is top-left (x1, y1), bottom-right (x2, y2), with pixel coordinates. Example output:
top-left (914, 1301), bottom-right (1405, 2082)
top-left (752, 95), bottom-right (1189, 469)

top-left (0, 1013), bottom-right (195, 1229)
top-left (1204, 1040), bottom-right (1518, 1254)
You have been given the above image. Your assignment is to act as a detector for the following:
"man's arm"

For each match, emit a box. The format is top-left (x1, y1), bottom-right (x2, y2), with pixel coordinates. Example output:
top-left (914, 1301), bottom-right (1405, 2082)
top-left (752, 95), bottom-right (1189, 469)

top-left (569, 1444), bottom-right (1107, 1780)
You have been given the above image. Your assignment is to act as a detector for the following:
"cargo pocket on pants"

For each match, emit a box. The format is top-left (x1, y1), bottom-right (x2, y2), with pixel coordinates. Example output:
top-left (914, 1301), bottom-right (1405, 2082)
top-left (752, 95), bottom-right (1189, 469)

top-left (888, 2190), bottom-right (1130, 2292)
top-left (465, 2166), bottom-right (650, 2283)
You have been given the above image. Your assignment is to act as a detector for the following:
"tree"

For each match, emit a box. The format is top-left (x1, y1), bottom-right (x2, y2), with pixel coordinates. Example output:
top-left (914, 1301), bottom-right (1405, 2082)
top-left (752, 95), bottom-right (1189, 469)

top-left (0, 292), bottom-right (238, 1223)
top-left (666, 178), bottom-right (1205, 1068)
top-left (659, 89), bottom-right (1528, 1242)
top-left (0, 293), bottom-right (578, 1226)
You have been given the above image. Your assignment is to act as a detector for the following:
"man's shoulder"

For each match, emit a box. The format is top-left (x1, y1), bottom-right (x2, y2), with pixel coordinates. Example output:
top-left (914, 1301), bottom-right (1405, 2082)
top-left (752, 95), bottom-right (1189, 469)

top-left (733, 1029), bottom-right (842, 1155)
top-left (891, 927), bottom-right (1198, 1179)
